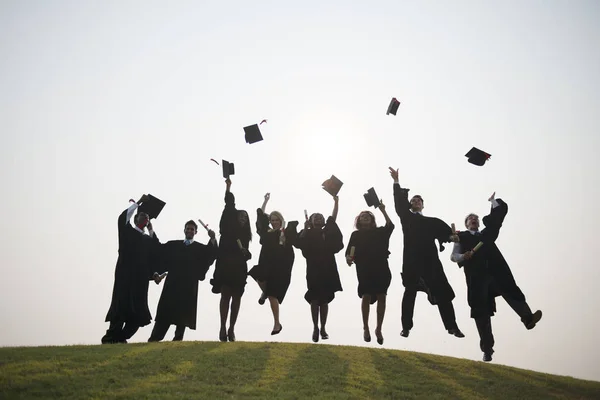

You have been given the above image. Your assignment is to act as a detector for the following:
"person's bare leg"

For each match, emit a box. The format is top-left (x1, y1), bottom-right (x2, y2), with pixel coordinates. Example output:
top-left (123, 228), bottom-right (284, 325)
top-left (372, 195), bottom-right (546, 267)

top-left (219, 287), bottom-right (232, 342)
top-left (311, 302), bottom-right (320, 342)
top-left (268, 296), bottom-right (282, 333)
top-left (228, 293), bottom-right (241, 341)
top-left (320, 303), bottom-right (329, 339)
top-left (375, 294), bottom-right (386, 345)
top-left (362, 295), bottom-right (371, 342)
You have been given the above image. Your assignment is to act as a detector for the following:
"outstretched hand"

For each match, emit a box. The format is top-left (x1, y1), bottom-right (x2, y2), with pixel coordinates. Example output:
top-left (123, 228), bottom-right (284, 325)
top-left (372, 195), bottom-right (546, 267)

top-left (208, 229), bottom-right (216, 239)
top-left (388, 167), bottom-right (399, 182)
top-left (264, 193), bottom-right (270, 201)
top-left (379, 200), bottom-right (386, 211)
top-left (346, 255), bottom-right (354, 266)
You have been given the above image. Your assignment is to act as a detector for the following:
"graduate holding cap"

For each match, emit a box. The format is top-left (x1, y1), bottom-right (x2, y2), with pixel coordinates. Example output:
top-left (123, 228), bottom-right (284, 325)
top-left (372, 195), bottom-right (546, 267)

top-left (210, 175), bottom-right (252, 342)
top-left (450, 193), bottom-right (542, 362)
top-left (102, 194), bottom-right (164, 344)
top-left (345, 188), bottom-right (395, 345)
top-left (294, 185), bottom-right (344, 343)
top-left (388, 168), bottom-right (465, 339)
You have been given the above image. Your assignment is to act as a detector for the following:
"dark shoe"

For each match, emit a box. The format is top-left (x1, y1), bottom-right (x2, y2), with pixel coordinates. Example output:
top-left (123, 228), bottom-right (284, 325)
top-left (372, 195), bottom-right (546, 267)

top-left (258, 293), bottom-right (266, 305)
top-left (271, 324), bottom-right (283, 335)
top-left (483, 349), bottom-right (494, 362)
top-left (320, 330), bottom-right (329, 340)
top-left (172, 337), bottom-right (183, 342)
top-left (375, 329), bottom-right (384, 345)
top-left (219, 330), bottom-right (227, 342)
top-left (101, 335), bottom-right (116, 344)
top-left (363, 329), bottom-right (371, 343)
top-left (525, 310), bottom-right (542, 330)
top-left (227, 329), bottom-right (236, 342)
top-left (147, 337), bottom-right (161, 343)
top-left (448, 328), bottom-right (465, 338)
top-left (312, 328), bottom-right (320, 343)
top-left (400, 329), bottom-right (410, 338)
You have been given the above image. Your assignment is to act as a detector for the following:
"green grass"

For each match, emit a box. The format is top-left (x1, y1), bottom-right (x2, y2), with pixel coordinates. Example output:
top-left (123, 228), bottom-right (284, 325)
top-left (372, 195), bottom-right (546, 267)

top-left (1, 341), bottom-right (599, 399)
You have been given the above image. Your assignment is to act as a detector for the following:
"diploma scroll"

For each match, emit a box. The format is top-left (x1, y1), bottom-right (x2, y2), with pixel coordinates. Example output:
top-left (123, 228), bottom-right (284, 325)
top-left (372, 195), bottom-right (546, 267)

top-left (304, 210), bottom-right (309, 221)
top-left (473, 242), bottom-right (483, 252)
top-left (237, 239), bottom-right (243, 250)
top-left (349, 246), bottom-right (355, 258)
top-left (197, 219), bottom-right (210, 232)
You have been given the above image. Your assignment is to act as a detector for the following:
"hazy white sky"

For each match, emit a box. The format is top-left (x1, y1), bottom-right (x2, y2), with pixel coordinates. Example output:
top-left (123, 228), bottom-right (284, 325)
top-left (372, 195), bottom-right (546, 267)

top-left (1, 0), bottom-right (599, 382)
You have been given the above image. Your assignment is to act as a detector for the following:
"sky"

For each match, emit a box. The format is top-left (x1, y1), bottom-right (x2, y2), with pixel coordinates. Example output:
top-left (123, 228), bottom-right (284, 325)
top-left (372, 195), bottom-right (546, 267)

top-left (1, 0), bottom-right (599, 382)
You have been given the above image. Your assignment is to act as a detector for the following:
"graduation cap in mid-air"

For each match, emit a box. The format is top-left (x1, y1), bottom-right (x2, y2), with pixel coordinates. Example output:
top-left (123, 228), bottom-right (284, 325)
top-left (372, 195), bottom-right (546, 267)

top-left (363, 187), bottom-right (381, 208)
top-left (222, 160), bottom-right (235, 178)
top-left (138, 194), bottom-right (166, 219)
top-left (465, 147), bottom-right (491, 166)
top-left (387, 97), bottom-right (401, 115)
top-left (244, 124), bottom-right (263, 144)
top-left (322, 175), bottom-right (343, 197)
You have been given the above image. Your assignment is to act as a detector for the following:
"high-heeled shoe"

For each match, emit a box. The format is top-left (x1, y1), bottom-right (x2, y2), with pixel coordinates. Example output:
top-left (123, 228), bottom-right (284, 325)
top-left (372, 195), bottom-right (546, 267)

top-left (312, 328), bottom-right (319, 343)
top-left (227, 329), bottom-right (236, 342)
top-left (363, 329), bottom-right (371, 343)
top-left (375, 329), bottom-right (384, 345)
top-left (271, 324), bottom-right (283, 335)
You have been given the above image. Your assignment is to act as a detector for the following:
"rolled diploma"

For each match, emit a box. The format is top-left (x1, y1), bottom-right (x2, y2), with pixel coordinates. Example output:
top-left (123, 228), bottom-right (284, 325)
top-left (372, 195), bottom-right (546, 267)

top-left (473, 242), bottom-right (484, 252)
top-left (237, 239), bottom-right (243, 250)
top-left (451, 223), bottom-right (456, 234)
top-left (349, 246), bottom-right (355, 258)
top-left (304, 210), bottom-right (309, 220)
top-left (197, 219), bottom-right (210, 232)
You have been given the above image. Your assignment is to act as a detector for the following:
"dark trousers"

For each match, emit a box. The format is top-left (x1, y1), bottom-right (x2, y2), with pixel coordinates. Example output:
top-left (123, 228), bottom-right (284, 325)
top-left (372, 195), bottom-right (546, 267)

top-left (148, 321), bottom-right (186, 342)
top-left (102, 321), bottom-right (140, 343)
top-left (401, 288), bottom-right (458, 331)
top-left (474, 292), bottom-right (533, 352)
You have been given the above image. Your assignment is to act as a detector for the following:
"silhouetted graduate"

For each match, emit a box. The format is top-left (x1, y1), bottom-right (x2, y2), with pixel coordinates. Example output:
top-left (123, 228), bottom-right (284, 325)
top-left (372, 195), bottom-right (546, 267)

top-left (102, 194), bottom-right (163, 344)
top-left (148, 220), bottom-right (218, 342)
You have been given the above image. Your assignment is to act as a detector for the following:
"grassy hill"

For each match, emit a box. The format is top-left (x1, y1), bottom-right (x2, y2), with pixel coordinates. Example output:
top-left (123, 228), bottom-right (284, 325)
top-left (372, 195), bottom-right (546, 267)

top-left (1, 341), bottom-right (599, 399)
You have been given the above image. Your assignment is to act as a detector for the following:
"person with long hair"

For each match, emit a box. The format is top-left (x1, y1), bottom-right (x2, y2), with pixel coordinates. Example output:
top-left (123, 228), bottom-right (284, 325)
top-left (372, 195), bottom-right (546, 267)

top-left (210, 178), bottom-right (252, 342)
top-left (345, 201), bottom-right (394, 345)
top-left (294, 195), bottom-right (344, 343)
top-left (248, 193), bottom-right (298, 336)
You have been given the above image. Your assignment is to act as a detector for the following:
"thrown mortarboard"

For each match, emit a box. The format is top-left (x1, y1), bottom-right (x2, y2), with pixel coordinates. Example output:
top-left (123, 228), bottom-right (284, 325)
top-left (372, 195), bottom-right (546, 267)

top-left (222, 160), bottom-right (235, 178)
top-left (387, 97), bottom-right (401, 115)
top-left (364, 187), bottom-right (381, 208)
top-left (138, 194), bottom-right (166, 219)
top-left (244, 124), bottom-right (263, 144)
top-left (465, 147), bottom-right (491, 166)
top-left (322, 175), bottom-right (343, 197)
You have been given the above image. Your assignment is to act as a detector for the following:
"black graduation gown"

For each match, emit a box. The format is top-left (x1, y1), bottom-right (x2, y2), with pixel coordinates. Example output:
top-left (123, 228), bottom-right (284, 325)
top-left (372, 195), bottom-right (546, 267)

top-left (345, 222), bottom-right (395, 303)
top-left (248, 209), bottom-right (297, 303)
top-left (210, 190), bottom-right (251, 296)
top-left (105, 207), bottom-right (160, 327)
top-left (294, 217), bottom-right (344, 305)
top-left (457, 199), bottom-right (526, 318)
top-left (393, 183), bottom-right (455, 305)
top-left (154, 239), bottom-right (217, 329)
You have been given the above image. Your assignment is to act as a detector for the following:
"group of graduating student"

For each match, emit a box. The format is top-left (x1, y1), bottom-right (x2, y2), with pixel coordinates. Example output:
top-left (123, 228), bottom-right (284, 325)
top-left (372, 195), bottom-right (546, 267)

top-left (101, 167), bottom-right (542, 362)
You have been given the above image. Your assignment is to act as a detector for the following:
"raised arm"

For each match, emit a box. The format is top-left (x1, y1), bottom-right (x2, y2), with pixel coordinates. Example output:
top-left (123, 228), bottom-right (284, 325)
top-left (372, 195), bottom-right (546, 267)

top-left (331, 195), bottom-right (339, 221)
top-left (389, 167), bottom-right (411, 222)
top-left (379, 200), bottom-right (393, 226)
top-left (260, 192), bottom-right (270, 213)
